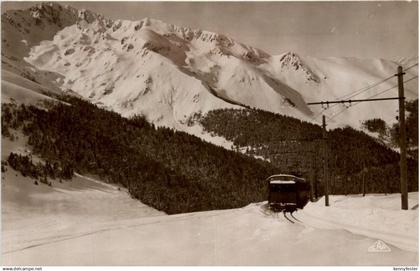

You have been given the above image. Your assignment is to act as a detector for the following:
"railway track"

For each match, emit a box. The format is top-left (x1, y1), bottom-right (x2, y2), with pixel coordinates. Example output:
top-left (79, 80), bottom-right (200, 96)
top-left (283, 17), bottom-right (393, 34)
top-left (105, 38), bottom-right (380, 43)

top-left (282, 211), bottom-right (295, 223)
top-left (289, 211), bottom-right (302, 223)
top-left (282, 210), bottom-right (303, 224)
top-left (259, 203), bottom-right (302, 224)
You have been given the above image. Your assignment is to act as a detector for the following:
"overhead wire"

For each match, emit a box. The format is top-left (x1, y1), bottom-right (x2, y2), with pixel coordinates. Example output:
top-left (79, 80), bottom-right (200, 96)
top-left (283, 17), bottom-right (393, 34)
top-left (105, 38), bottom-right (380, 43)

top-left (336, 75), bottom-right (395, 101)
top-left (310, 75), bottom-right (395, 120)
top-left (402, 62), bottom-right (418, 72)
top-left (328, 75), bottom-right (418, 121)
top-left (309, 63), bottom-right (418, 121)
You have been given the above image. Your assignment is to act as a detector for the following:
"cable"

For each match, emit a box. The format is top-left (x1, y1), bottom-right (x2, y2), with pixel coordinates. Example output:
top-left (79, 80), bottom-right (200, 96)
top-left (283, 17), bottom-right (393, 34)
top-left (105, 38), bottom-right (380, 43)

top-left (334, 62), bottom-right (417, 101)
top-left (330, 77), bottom-right (414, 121)
top-left (402, 63), bottom-right (418, 96)
top-left (405, 88), bottom-right (418, 96)
top-left (328, 76), bottom-right (418, 121)
top-left (367, 76), bottom-right (418, 100)
top-left (336, 75), bottom-right (395, 101)
top-left (403, 62), bottom-right (418, 72)
top-left (311, 74), bottom-right (395, 120)
top-left (310, 63), bottom-right (418, 121)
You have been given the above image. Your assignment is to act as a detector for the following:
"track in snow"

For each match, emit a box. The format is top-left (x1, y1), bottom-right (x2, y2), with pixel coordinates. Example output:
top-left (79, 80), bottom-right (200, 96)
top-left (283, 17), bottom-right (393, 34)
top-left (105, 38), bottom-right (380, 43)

top-left (282, 211), bottom-right (295, 224)
top-left (289, 212), bottom-right (302, 223)
top-left (259, 203), bottom-right (302, 224)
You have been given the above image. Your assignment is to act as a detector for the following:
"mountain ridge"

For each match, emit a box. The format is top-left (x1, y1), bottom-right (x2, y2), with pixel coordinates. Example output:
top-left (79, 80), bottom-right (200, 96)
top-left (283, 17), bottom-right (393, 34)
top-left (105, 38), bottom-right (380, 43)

top-left (2, 2), bottom-right (418, 144)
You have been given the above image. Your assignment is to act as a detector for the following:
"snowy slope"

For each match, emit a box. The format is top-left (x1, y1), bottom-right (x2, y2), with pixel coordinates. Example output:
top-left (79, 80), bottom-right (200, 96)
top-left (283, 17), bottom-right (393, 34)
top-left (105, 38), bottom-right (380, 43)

top-left (3, 171), bottom-right (418, 266)
top-left (2, 130), bottom-right (418, 265)
top-left (1, 135), bottom-right (165, 257)
top-left (265, 55), bottom-right (419, 127)
top-left (301, 194), bottom-right (419, 252)
top-left (3, 3), bottom-right (417, 135)
top-left (21, 16), bottom-right (311, 127)
top-left (1, 126), bottom-right (417, 265)
top-left (1, 69), bottom-right (63, 106)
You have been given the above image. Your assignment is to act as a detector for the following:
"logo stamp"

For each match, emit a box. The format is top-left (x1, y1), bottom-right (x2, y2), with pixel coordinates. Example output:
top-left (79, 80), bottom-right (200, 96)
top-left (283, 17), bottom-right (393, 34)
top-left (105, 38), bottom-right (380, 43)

top-left (368, 239), bottom-right (391, 252)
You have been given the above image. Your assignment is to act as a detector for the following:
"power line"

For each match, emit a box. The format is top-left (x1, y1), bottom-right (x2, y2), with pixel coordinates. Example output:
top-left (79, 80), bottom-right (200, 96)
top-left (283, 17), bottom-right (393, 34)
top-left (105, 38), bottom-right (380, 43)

top-left (328, 89), bottom-right (390, 121)
top-left (310, 75), bottom-right (395, 120)
top-left (367, 76), bottom-right (418, 100)
top-left (328, 63), bottom-right (417, 104)
top-left (336, 75), bottom-right (395, 101)
top-left (309, 63), bottom-right (418, 120)
top-left (308, 97), bottom-right (401, 105)
top-left (405, 88), bottom-right (418, 96)
top-left (402, 62), bottom-right (418, 96)
top-left (307, 65), bottom-right (414, 210)
top-left (403, 62), bottom-right (418, 72)
top-left (328, 76), bottom-right (418, 121)
top-left (332, 63), bottom-right (417, 102)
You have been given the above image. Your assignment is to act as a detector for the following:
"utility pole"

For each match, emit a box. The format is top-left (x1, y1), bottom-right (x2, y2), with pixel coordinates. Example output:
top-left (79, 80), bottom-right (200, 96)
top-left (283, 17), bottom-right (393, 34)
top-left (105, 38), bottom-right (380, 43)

top-left (397, 65), bottom-right (408, 210)
top-left (322, 115), bottom-right (329, 206)
top-left (307, 66), bottom-right (412, 209)
top-left (310, 153), bottom-right (315, 201)
top-left (362, 165), bottom-right (366, 197)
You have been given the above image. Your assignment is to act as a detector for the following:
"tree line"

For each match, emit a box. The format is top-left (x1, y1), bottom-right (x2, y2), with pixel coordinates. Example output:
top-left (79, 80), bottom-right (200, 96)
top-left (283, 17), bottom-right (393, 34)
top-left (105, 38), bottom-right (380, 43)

top-left (199, 107), bottom-right (418, 195)
top-left (6, 152), bottom-right (74, 185)
top-left (2, 97), bottom-right (279, 214)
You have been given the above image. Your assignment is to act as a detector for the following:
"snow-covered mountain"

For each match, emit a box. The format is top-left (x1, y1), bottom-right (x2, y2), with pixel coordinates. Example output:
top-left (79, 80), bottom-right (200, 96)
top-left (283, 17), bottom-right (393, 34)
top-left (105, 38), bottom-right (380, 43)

top-left (2, 2), bottom-right (418, 135)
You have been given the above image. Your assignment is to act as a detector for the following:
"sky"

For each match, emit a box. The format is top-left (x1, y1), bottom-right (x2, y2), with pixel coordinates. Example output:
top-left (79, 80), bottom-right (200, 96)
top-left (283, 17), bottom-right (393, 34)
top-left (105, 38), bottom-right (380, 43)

top-left (2, 1), bottom-right (418, 59)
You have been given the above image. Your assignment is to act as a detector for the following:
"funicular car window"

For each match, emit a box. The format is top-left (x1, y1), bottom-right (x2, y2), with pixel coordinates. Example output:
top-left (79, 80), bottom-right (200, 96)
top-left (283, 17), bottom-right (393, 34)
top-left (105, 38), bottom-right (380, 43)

top-left (270, 183), bottom-right (296, 192)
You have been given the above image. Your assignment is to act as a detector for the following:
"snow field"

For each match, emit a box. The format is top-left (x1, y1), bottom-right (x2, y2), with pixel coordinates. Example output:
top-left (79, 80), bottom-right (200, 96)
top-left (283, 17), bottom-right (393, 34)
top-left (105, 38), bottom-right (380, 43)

top-left (2, 146), bottom-right (418, 266)
top-left (298, 193), bottom-right (418, 252)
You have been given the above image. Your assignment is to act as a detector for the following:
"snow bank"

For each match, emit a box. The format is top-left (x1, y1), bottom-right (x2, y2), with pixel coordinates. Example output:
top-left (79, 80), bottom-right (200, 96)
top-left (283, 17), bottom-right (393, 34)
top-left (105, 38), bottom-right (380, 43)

top-left (299, 193), bottom-right (419, 252)
top-left (2, 133), bottom-right (418, 266)
top-left (2, 136), bottom-right (164, 257)
top-left (3, 179), bottom-right (418, 265)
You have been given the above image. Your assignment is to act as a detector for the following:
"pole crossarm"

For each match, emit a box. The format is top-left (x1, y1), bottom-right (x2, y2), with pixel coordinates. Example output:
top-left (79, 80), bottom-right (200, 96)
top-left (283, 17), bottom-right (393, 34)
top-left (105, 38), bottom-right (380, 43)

top-left (307, 97), bottom-right (402, 106)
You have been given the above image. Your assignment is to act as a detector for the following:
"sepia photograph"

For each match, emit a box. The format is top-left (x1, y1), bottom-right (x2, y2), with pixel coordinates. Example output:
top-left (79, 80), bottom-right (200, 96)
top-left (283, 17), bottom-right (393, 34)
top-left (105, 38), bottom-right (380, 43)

top-left (1, 0), bottom-right (418, 267)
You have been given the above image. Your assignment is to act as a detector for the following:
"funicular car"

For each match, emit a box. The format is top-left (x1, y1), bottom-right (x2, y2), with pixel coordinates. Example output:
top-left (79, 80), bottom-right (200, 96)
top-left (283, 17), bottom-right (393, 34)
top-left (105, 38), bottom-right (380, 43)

top-left (266, 174), bottom-right (311, 212)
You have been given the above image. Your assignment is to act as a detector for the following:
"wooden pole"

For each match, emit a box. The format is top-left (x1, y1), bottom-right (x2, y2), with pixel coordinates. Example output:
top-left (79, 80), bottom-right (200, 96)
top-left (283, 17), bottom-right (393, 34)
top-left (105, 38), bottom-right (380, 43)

top-left (362, 172), bottom-right (366, 196)
top-left (362, 161), bottom-right (366, 197)
top-left (323, 115), bottom-right (329, 206)
top-left (310, 154), bottom-right (315, 201)
top-left (397, 65), bottom-right (408, 210)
